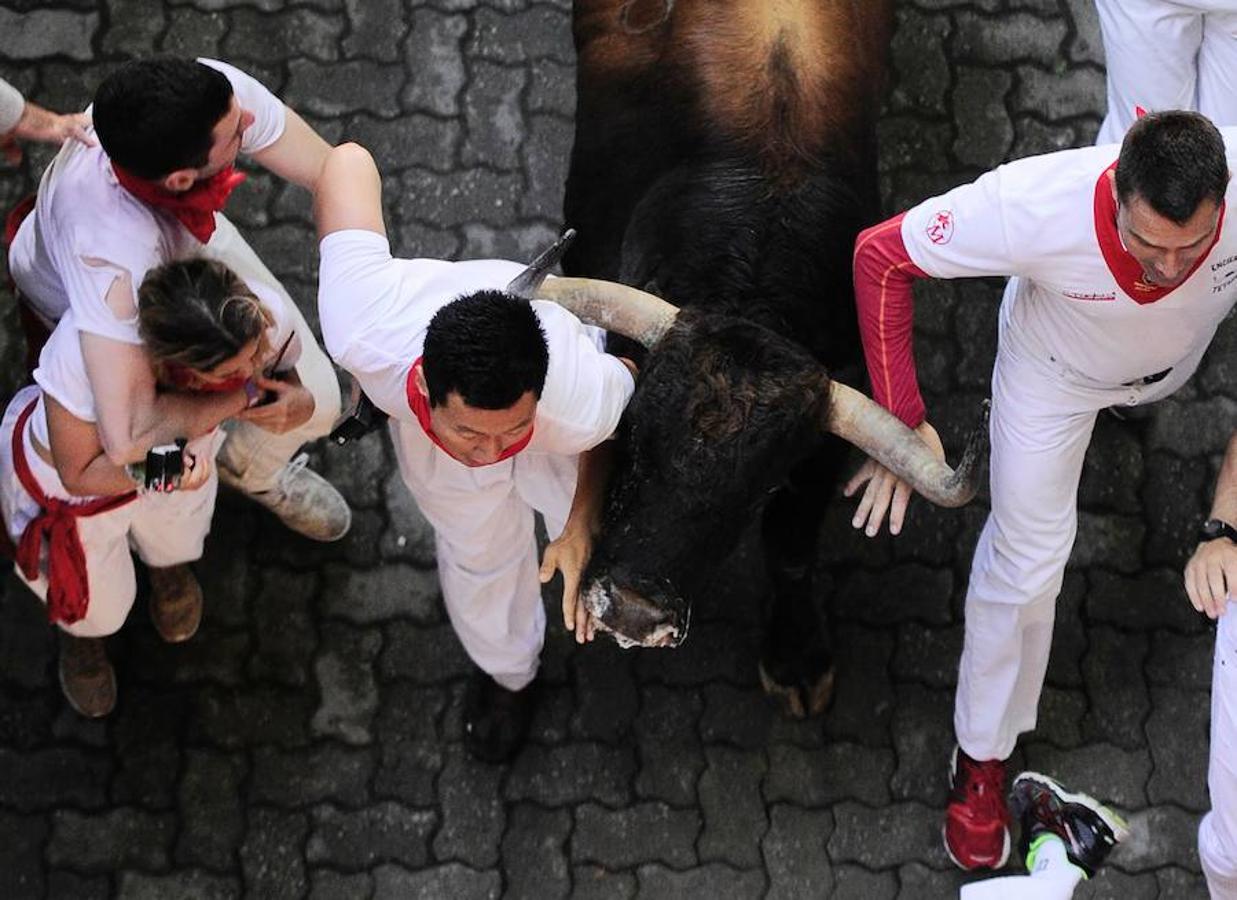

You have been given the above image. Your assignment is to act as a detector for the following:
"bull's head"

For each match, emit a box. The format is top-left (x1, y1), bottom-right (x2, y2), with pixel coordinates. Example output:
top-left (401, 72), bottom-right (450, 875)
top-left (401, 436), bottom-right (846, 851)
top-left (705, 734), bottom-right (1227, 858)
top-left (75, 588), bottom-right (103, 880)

top-left (533, 277), bottom-right (986, 649)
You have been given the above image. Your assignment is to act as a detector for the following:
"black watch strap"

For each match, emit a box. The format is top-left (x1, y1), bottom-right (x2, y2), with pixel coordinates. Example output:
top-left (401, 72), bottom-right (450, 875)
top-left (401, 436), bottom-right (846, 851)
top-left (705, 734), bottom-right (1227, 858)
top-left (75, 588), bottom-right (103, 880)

top-left (1199, 518), bottom-right (1237, 543)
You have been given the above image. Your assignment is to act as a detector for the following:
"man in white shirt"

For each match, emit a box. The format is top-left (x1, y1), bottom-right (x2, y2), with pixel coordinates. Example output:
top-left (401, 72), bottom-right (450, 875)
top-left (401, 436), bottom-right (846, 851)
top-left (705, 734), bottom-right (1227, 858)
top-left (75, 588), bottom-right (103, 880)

top-left (1095, 0), bottom-right (1237, 143)
top-left (847, 111), bottom-right (1236, 870)
top-left (314, 142), bottom-right (636, 762)
top-left (7, 58), bottom-right (349, 542)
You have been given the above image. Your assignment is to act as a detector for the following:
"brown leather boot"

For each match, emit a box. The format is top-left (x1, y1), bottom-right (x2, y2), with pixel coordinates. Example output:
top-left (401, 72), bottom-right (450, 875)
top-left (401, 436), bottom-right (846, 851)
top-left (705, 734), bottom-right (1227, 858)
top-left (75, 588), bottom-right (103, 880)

top-left (57, 631), bottom-right (116, 718)
top-left (148, 564), bottom-right (203, 644)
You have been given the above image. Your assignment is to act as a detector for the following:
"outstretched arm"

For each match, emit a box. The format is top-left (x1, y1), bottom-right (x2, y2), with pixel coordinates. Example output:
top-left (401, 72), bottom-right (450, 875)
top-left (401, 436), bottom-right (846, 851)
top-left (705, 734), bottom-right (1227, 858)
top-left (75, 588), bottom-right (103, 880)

top-left (1185, 432), bottom-right (1237, 619)
top-left (250, 107), bottom-right (331, 192)
top-left (313, 142), bottom-right (386, 240)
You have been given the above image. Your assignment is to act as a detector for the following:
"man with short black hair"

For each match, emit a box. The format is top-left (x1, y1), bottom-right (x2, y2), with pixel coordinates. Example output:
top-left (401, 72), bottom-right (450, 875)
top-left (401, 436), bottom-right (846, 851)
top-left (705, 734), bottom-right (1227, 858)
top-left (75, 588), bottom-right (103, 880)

top-left (314, 142), bottom-right (636, 762)
top-left (7, 58), bottom-right (350, 542)
top-left (847, 110), bottom-right (1237, 871)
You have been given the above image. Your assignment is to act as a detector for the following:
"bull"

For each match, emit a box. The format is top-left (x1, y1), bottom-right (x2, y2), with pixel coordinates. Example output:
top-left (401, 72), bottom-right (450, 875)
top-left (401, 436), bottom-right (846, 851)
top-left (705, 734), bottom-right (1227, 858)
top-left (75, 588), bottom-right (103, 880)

top-left (532, 0), bottom-right (985, 716)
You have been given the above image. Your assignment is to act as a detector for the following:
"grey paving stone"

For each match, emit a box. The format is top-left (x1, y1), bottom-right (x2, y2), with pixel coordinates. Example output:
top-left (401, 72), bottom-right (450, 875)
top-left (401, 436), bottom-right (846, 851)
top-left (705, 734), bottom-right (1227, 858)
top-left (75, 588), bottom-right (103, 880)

top-left (1080, 418), bottom-right (1146, 515)
top-left (315, 426), bottom-right (390, 509)
top-left (635, 683), bottom-right (704, 804)
top-left (573, 801), bottom-right (702, 870)
top-left (380, 469), bottom-right (439, 565)
top-left (189, 684), bottom-right (314, 749)
top-left (102, 0), bottom-right (166, 56)
top-left (522, 113), bottom-right (573, 220)
top-left (285, 59), bottom-right (403, 117)
top-left (1144, 454), bottom-right (1211, 567)
top-left (1081, 626), bottom-right (1149, 748)
top-left (822, 625), bottom-right (895, 746)
top-left (763, 804), bottom-right (833, 900)
top-left (345, 113), bottom-right (460, 173)
top-left (312, 621), bottom-right (382, 744)
top-left (828, 801), bottom-right (947, 869)
top-left (952, 11), bottom-right (1068, 66)
top-left (699, 682), bottom-right (776, 750)
top-left (832, 864), bottom-right (898, 900)
top-left (402, 8), bottom-right (468, 116)
top-left (836, 565), bottom-right (954, 626)
top-left (371, 862), bottom-right (500, 899)
top-left (399, 165), bottom-right (525, 228)
top-left (527, 59), bottom-right (575, 116)
top-left (572, 866), bottom-right (636, 900)
top-left (0, 746), bottom-right (111, 812)
top-left (1146, 687), bottom-right (1210, 811)
top-left (250, 743), bottom-right (375, 807)
top-left (224, 8), bottom-right (345, 62)
top-left (321, 563), bottom-right (440, 624)
top-left (888, 8), bottom-right (952, 116)
top-left (240, 808), bottom-right (309, 900)
top-left (434, 745), bottom-right (505, 868)
top-left (307, 801), bottom-right (435, 869)
top-left (309, 870), bottom-right (374, 900)
top-left (1155, 866), bottom-right (1211, 899)
top-left (249, 568), bottom-right (318, 686)
top-left (47, 807), bottom-right (174, 870)
top-left (379, 620), bottom-right (473, 682)
top-left (890, 684), bottom-right (954, 804)
top-left (0, 809), bottom-right (45, 898)
top-left (343, 0), bottom-right (406, 62)
top-left (177, 750), bottom-right (247, 871)
top-left (501, 804), bottom-right (572, 900)
top-left (1088, 569), bottom-right (1205, 633)
top-left (373, 682), bottom-right (446, 806)
top-left (879, 117), bottom-right (953, 174)
top-left (160, 7), bottom-right (228, 57)
top-left (1012, 64), bottom-right (1106, 121)
top-left (0, 8), bottom-right (97, 61)
top-left (892, 621), bottom-right (964, 688)
top-left (1047, 573), bottom-right (1088, 688)
top-left (766, 741), bottom-right (894, 807)
top-left (468, 6), bottom-right (573, 64)
top-left (506, 742), bottom-right (635, 807)
top-left (699, 745), bottom-right (768, 867)
top-left (634, 863), bottom-right (765, 900)
top-left (1147, 630), bottom-right (1213, 689)
top-left (952, 67), bottom-right (1013, 170)
top-left (1116, 806), bottom-right (1202, 873)
top-left (571, 639), bottom-right (638, 741)
top-left (1149, 397), bottom-right (1237, 457)
top-left (1022, 742), bottom-right (1151, 810)
top-left (898, 862), bottom-right (967, 899)
top-left (0, 595), bottom-right (55, 689)
top-left (461, 61), bottom-right (526, 170)
top-left (1036, 685), bottom-right (1087, 747)
top-left (1071, 512), bottom-right (1146, 573)
top-left (459, 220), bottom-right (560, 260)
top-left (116, 870), bottom-right (241, 900)
top-left (46, 871), bottom-right (110, 900)
top-left (1012, 116), bottom-right (1086, 159)
top-left (110, 688), bottom-right (185, 808)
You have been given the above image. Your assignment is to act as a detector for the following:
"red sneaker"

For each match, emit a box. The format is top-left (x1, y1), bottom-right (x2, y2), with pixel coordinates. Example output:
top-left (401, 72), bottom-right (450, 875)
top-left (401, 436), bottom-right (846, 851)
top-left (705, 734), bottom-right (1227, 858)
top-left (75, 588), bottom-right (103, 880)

top-left (943, 746), bottom-right (1011, 870)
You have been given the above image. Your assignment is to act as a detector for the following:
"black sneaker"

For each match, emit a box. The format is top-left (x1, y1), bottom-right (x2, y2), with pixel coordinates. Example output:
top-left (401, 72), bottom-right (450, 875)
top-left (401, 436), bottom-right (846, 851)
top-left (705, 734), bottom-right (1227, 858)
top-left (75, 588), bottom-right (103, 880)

top-left (463, 670), bottom-right (535, 764)
top-left (1010, 771), bottom-right (1129, 877)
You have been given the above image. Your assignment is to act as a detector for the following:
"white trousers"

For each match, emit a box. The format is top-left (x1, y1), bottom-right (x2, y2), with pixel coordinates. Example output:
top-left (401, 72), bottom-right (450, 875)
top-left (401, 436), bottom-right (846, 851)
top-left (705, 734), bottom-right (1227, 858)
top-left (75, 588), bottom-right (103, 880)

top-left (1202, 610), bottom-right (1237, 898)
top-left (202, 215), bottom-right (341, 492)
top-left (0, 386), bottom-right (220, 638)
top-left (1096, 0), bottom-right (1237, 144)
top-left (956, 280), bottom-right (1205, 761)
top-left (960, 872), bottom-right (1080, 900)
top-left (390, 418), bottom-right (578, 691)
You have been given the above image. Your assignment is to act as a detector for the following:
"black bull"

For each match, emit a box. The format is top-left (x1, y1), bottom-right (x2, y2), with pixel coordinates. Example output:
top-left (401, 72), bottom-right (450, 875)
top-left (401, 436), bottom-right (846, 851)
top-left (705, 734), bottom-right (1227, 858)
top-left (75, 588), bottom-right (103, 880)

top-left (550, 0), bottom-right (983, 716)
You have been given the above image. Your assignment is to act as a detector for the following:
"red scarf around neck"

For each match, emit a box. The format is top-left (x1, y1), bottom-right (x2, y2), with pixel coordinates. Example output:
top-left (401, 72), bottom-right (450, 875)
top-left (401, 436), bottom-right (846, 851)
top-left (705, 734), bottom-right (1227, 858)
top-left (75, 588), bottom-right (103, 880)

top-left (112, 162), bottom-right (246, 244)
top-left (404, 358), bottom-right (534, 467)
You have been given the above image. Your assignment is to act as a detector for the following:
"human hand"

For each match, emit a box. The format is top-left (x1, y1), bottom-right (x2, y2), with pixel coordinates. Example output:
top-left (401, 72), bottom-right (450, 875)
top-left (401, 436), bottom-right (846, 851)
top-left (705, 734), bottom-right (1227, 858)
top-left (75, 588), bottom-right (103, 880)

top-left (4, 104), bottom-right (93, 164)
top-left (177, 448), bottom-right (213, 492)
top-left (843, 419), bottom-right (944, 537)
top-left (236, 375), bottom-right (314, 433)
top-left (539, 524), bottom-right (597, 643)
top-left (1185, 538), bottom-right (1237, 619)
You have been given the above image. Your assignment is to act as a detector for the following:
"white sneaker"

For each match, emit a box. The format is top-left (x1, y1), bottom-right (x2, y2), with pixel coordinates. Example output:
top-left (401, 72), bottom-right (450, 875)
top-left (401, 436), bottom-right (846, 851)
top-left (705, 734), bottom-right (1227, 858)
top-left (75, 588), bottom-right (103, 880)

top-left (221, 453), bottom-right (351, 542)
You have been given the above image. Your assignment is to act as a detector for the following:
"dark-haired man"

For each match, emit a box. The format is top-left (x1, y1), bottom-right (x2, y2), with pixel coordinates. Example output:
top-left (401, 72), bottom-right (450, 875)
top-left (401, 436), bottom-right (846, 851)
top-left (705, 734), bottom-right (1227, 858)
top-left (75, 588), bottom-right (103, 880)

top-left (314, 143), bottom-right (636, 762)
top-left (7, 58), bottom-right (349, 542)
top-left (846, 111), bottom-right (1237, 870)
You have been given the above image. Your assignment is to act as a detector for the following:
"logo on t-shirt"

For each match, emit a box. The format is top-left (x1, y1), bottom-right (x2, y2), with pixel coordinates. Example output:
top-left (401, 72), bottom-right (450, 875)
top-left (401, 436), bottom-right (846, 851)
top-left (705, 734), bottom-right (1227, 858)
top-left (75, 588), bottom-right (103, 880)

top-left (926, 210), bottom-right (954, 245)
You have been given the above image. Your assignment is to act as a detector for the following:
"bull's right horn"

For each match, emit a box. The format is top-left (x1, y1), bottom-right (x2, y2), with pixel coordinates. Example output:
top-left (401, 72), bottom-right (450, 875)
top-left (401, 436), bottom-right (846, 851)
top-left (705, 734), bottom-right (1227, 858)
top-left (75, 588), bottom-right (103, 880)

top-left (535, 277), bottom-right (679, 349)
top-left (825, 380), bottom-right (988, 508)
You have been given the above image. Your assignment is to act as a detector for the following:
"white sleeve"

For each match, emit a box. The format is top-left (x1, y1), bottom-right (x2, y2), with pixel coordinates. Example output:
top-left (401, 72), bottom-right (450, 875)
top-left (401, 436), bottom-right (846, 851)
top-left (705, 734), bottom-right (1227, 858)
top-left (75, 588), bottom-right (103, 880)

top-left (536, 303), bottom-right (636, 455)
top-left (197, 58), bottom-right (286, 154)
top-left (58, 218), bottom-right (160, 345)
top-left (901, 166), bottom-right (1020, 280)
top-left (317, 229), bottom-right (400, 366)
top-left (0, 77), bottom-right (24, 134)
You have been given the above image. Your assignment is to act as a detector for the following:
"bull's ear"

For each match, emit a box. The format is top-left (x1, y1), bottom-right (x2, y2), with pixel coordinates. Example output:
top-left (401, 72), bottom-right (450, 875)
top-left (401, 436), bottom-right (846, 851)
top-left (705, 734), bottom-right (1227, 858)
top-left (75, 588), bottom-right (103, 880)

top-left (506, 228), bottom-right (578, 298)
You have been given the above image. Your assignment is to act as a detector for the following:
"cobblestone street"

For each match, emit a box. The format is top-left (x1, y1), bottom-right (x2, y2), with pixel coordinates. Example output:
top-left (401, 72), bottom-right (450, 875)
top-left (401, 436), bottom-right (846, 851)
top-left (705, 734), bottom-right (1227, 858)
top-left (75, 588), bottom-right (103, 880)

top-left (0, 1), bottom-right (1221, 897)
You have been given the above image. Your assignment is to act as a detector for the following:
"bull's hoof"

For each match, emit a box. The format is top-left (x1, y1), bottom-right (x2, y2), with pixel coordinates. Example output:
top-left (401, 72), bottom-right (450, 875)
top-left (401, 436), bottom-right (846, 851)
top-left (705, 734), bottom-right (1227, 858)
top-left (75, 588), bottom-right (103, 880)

top-left (758, 661), bottom-right (835, 720)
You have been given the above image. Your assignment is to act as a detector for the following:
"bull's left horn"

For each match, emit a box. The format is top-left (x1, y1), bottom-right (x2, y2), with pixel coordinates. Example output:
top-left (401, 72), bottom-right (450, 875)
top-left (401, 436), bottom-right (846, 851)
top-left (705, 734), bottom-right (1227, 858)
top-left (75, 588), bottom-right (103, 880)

top-left (535, 277), bottom-right (679, 349)
top-left (825, 381), bottom-right (987, 508)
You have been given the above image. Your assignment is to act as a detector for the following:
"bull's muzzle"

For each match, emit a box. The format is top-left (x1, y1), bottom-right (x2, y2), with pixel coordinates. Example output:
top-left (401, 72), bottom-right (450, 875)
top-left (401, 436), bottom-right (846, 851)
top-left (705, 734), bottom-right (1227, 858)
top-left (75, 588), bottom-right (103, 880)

top-left (582, 575), bottom-right (690, 649)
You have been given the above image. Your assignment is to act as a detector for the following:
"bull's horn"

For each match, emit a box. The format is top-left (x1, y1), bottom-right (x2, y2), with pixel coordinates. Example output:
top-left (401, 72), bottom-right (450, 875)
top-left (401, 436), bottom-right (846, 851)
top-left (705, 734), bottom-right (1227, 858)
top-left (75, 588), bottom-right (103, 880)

top-left (535, 277), bottom-right (679, 349)
top-left (825, 381), bottom-right (987, 508)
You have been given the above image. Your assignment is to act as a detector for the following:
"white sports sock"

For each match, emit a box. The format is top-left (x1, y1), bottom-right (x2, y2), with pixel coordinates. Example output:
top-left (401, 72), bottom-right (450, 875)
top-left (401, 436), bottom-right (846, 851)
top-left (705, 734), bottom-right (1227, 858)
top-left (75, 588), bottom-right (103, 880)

top-left (1028, 834), bottom-right (1085, 888)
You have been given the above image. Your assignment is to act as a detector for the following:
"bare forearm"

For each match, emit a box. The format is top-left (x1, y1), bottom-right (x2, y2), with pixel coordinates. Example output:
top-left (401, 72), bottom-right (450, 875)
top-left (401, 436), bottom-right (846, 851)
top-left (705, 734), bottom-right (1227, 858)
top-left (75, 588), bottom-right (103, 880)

top-left (114, 390), bottom-right (245, 465)
top-left (567, 441), bottom-right (615, 537)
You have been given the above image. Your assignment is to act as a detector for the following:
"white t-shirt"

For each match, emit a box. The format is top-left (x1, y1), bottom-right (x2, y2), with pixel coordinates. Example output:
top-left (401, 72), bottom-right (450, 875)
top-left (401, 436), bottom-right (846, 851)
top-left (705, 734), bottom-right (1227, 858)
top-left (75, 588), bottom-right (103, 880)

top-left (7, 59), bottom-right (286, 345)
top-left (317, 229), bottom-right (635, 457)
top-left (901, 127), bottom-right (1237, 385)
top-left (30, 279), bottom-right (294, 451)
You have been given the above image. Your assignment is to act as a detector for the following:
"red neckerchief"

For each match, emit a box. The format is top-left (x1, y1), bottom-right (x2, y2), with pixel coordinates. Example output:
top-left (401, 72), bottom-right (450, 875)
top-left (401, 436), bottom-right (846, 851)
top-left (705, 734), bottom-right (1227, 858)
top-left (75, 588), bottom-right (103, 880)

top-left (404, 358), bottom-right (534, 467)
top-left (1093, 161), bottom-right (1225, 305)
top-left (10, 399), bottom-right (138, 625)
top-left (112, 162), bottom-right (246, 244)
top-left (162, 361), bottom-right (248, 394)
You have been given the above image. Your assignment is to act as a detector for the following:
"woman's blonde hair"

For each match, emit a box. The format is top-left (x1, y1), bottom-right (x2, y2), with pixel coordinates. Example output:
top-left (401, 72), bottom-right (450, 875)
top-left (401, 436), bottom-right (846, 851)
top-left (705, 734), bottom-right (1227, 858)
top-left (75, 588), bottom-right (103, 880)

top-left (137, 258), bottom-right (271, 371)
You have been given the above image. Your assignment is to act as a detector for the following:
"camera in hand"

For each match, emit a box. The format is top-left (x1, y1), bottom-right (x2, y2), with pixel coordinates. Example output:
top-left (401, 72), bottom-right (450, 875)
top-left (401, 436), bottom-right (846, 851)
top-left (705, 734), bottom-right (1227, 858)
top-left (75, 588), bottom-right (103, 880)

top-left (127, 439), bottom-right (187, 491)
top-left (329, 386), bottom-right (385, 446)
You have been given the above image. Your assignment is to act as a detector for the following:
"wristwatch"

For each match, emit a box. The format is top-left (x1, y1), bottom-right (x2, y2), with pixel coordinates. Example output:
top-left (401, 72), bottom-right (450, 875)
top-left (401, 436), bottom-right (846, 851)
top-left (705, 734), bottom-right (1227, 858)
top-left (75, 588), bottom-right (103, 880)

top-left (1199, 518), bottom-right (1237, 544)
